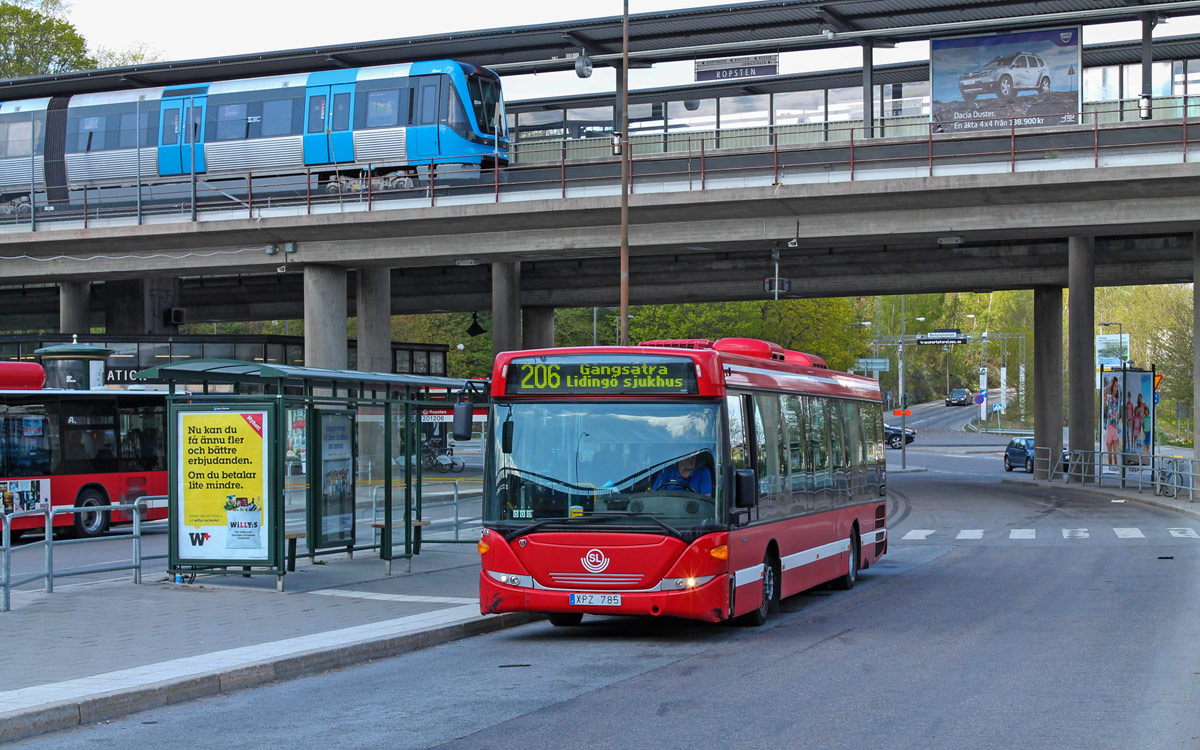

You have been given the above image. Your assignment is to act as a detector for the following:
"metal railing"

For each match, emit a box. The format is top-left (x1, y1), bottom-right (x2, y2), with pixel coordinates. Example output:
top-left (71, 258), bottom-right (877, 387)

top-left (1, 496), bottom-right (168, 612)
top-left (2, 99), bottom-right (1197, 235)
top-left (1033, 448), bottom-right (1196, 500)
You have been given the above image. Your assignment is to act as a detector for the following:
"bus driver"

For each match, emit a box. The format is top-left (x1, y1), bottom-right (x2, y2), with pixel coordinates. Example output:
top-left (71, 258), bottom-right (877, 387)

top-left (652, 454), bottom-right (712, 495)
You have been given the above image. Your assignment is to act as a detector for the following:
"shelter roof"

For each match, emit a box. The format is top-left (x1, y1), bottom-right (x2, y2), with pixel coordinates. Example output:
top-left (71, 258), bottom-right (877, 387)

top-left (135, 359), bottom-right (470, 390)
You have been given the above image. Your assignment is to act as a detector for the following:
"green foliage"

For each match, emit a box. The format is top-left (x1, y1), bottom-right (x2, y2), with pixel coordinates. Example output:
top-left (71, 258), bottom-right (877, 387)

top-left (0, 1), bottom-right (94, 78)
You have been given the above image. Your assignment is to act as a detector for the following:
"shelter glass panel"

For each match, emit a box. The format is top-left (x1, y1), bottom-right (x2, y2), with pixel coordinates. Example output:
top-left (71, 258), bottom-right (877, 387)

top-left (1123, 62), bottom-right (1174, 97)
top-left (884, 82), bottom-right (930, 117)
top-left (137, 342), bottom-right (168, 368)
top-left (169, 343), bottom-right (202, 361)
top-left (718, 94), bottom-right (769, 129)
top-left (566, 106), bottom-right (613, 139)
top-left (667, 99), bottom-right (716, 133)
top-left (202, 342), bottom-right (235, 360)
top-left (234, 342), bottom-right (264, 362)
top-left (628, 102), bottom-right (665, 135)
top-left (514, 110), bottom-right (564, 141)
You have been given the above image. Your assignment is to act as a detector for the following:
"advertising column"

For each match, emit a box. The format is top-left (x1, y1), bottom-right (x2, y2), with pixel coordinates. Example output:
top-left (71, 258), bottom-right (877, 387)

top-left (315, 412), bottom-right (356, 549)
top-left (175, 409), bottom-right (271, 564)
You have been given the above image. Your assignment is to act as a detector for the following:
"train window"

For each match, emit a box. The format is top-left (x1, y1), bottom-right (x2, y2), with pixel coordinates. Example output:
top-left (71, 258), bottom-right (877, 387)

top-left (366, 90), bottom-right (400, 128)
top-left (3, 120), bottom-right (32, 158)
top-left (419, 83), bottom-right (438, 126)
top-left (118, 112), bottom-right (138, 149)
top-left (332, 93), bottom-right (350, 131)
top-left (307, 95), bottom-right (327, 134)
top-left (216, 103), bottom-right (247, 141)
top-left (162, 109), bottom-right (179, 145)
top-left (261, 98), bottom-right (293, 137)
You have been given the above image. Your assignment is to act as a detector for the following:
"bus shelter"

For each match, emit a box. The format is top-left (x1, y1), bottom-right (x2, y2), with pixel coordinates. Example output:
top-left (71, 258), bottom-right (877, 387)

top-left (135, 359), bottom-right (475, 589)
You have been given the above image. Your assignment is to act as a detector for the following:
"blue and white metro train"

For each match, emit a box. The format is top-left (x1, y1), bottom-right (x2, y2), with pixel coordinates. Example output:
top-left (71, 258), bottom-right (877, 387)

top-left (0, 59), bottom-right (506, 203)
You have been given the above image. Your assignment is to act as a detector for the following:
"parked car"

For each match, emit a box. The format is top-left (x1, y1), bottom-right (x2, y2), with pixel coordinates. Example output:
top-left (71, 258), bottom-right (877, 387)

top-left (958, 52), bottom-right (1051, 102)
top-left (945, 388), bottom-right (971, 406)
top-left (1004, 437), bottom-right (1070, 473)
top-left (884, 423), bottom-right (916, 449)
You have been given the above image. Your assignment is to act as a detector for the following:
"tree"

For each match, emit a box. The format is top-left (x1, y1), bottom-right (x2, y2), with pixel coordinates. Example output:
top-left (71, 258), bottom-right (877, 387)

top-left (0, 1), bottom-right (94, 79)
top-left (93, 41), bottom-right (161, 69)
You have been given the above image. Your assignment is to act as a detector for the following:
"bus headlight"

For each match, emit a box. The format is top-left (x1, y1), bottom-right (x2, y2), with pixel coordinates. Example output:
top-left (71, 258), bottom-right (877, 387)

top-left (663, 575), bottom-right (715, 591)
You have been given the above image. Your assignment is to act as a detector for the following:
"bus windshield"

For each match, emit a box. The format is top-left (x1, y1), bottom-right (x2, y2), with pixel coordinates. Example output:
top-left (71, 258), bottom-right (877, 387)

top-left (486, 401), bottom-right (722, 530)
top-left (466, 73), bottom-right (506, 138)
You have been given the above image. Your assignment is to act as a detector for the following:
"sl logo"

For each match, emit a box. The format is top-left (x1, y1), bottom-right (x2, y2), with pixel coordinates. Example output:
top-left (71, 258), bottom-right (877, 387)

top-left (581, 548), bottom-right (610, 573)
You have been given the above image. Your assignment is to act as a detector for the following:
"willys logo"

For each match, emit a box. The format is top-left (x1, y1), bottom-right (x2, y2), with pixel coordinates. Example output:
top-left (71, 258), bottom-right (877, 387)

top-left (581, 548), bottom-right (610, 573)
top-left (188, 532), bottom-right (211, 546)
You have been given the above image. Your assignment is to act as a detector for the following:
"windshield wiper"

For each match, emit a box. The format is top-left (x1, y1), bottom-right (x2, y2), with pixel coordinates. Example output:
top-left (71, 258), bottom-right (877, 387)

top-left (500, 515), bottom-right (586, 541)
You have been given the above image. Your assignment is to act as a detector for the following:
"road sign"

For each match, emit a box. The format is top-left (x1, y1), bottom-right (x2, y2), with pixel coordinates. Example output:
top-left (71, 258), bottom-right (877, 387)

top-left (974, 394), bottom-right (985, 405)
top-left (992, 403), bottom-right (1002, 412)
top-left (1154, 374), bottom-right (1163, 391)
top-left (762, 277), bottom-right (790, 293)
top-left (1154, 391), bottom-right (1160, 406)
top-left (855, 358), bottom-right (890, 372)
top-left (893, 409), bottom-right (911, 416)
top-left (918, 336), bottom-right (966, 345)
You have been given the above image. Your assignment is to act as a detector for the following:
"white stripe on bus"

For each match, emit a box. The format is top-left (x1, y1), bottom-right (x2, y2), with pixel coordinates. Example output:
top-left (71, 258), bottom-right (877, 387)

top-left (733, 527), bottom-right (885, 586)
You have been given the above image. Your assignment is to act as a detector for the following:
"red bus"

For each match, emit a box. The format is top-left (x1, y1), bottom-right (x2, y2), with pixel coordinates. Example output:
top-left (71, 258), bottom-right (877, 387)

top-left (469, 337), bottom-right (887, 626)
top-left (0, 363), bottom-right (168, 540)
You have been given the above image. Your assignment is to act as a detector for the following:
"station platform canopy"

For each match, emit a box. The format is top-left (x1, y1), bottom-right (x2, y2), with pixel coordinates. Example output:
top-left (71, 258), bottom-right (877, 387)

top-left (1, 0), bottom-right (1197, 99)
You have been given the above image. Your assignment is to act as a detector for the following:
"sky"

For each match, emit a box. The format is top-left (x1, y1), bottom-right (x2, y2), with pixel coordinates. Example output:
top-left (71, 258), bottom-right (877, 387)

top-left (65, 1), bottom-right (1200, 102)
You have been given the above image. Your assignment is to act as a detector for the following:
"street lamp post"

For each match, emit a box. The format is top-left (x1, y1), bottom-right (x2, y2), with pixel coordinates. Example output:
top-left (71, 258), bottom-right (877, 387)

top-left (617, 0), bottom-right (630, 346)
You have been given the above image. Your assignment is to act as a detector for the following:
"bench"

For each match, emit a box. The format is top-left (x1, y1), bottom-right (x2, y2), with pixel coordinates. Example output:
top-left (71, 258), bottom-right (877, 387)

top-left (284, 530), bottom-right (306, 572)
top-left (370, 520), bottom-right (432, 554)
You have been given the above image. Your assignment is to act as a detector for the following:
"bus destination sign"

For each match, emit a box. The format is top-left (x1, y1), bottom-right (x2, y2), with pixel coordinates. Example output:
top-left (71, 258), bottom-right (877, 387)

top-left (505, 356), bottom-right (698, 396)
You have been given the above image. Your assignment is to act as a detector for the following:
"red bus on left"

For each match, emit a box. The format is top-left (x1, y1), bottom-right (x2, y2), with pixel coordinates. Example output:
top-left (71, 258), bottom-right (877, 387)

top-left (0, 362), bottom-right (167, 539)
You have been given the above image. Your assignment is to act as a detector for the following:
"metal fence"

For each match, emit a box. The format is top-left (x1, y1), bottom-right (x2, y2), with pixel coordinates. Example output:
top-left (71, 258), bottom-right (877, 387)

top-left (1, 496), bottom-right (168, 612)
top-left (1034, 447), bottom-right (1196, 500)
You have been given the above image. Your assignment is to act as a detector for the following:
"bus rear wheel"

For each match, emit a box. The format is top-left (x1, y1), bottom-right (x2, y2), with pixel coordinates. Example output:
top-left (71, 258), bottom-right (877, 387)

top-left (71, 490), bottom-right (110, 538)
top-left (547, 612), bottom-right (583, 627)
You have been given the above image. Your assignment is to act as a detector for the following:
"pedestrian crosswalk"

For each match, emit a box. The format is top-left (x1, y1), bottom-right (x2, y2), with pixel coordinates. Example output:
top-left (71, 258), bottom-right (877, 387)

top-left (900, 527), bottom-right (1199, 541)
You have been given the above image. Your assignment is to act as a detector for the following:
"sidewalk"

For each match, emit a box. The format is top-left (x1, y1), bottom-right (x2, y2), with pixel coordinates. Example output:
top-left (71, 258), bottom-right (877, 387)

top-left (1001, 471), bottom-right (1200, 522)
top-left (0, 544), bottom-right (532, 743)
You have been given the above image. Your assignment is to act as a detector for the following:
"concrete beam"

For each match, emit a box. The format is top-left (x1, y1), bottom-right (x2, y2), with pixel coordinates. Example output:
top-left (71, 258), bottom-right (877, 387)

top-left (1034, 286), bottom-right (1063, 480)
top-left (522, 307), bottom-right (555, 350)
top-left (491, 261), bottom-right (521, 360)
top-left (355, 267), bottom-right (391, 374)
top-left (1067, 236), bottom-right (1095, 481)
top-left (59, 281), bottom-right (90, 335)
top-left (303, 265), bottom-right (347, 370)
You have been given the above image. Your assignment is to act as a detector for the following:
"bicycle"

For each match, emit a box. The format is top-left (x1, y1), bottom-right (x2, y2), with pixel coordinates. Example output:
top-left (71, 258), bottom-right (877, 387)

top-left (1156, 457), bottom-right (1180, 498)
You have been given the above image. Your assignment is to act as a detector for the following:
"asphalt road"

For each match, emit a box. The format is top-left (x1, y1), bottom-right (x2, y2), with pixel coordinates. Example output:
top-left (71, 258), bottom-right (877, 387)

top-left (18, 444), bottom-right (1200, 750)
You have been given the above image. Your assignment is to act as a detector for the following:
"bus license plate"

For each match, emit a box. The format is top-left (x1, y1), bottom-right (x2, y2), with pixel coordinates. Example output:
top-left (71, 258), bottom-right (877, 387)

top-left (569, 593), bottom-right (621, 607)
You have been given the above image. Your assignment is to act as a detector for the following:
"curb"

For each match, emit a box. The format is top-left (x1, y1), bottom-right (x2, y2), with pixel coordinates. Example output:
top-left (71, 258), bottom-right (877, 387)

top-left (0, 611), bottom-right (537, 744)
top-left (1001, 478), bottom-right (1200, 522)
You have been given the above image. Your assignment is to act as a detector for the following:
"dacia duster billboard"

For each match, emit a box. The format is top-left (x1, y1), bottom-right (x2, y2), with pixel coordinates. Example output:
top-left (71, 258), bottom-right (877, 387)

top-left (932, 28), bottom-right (1081, 133)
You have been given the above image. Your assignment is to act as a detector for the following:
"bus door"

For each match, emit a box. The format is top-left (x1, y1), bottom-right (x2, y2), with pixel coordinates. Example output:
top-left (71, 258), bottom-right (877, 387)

top-left (303, 84), bottom-right (354, 165)
top-left (158, 95), bottom-right (207, 176)
top-left (410, 75), bottom-right (441, 162)
top-left (725, 393), bottom-right (763, 616)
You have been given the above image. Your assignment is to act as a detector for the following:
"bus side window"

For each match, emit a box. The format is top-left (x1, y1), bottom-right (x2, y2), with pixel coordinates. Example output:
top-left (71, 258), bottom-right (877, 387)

top-left (119, 406), bottom-right (165, 473)
top-left (726, 394), bottom-right (749, 471)
top-left (781, 394), bottom-right (810, 513)
top-left (752, 393), bottom-right (787, 518)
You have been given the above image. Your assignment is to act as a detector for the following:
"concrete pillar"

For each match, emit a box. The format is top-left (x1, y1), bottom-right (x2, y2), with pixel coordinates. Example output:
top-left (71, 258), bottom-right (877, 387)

top-left (1034, 286), bottom-right (1063, 480)
top-left (303, 265), bottom-right (348, 370)
top-left (491, 261), bottom-right (521, 359)
top-left (862, 41), bottom-right (874, 138)
top-left (1067, 236), bottom-right (1095, 481)
top-left (355, 267), bottom-right (391, 373)
top-left (59, 280), bottom-right (90, 335)
top-left (104, 278), bottom-right (181, 334)
top-left (1193, 232), bottom-right (1200, 461)
top-left (522, 307), bottom-right (555, 350)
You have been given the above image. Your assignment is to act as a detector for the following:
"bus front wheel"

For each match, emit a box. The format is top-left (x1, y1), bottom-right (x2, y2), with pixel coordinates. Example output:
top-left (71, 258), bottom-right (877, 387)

top-left (71, 490), bottom-right (110, 538)
top-left (741, 551), bottom-right (779, 626)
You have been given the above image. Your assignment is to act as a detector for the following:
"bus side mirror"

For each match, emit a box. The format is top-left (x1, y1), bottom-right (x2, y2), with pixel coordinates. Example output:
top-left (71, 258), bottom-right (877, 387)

top-left (734, 469), bottom-right (758, 509)
top-left (501, 419), bottom-right (514, 455)
top-left (452, 401), bottom-right (473, 442)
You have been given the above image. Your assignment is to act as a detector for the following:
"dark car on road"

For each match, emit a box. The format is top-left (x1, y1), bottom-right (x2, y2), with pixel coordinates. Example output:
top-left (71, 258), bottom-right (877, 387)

top-left (884, 423), bottom-right (916, 449)
top-left (945, 388), bottom-right (970, 406)
top-left (1004, 437), bottom-right (1070, 473)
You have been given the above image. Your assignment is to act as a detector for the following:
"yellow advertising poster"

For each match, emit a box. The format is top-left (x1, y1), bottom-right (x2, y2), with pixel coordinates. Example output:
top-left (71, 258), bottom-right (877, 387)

top-left (176, 410), bottom-right (270, 561)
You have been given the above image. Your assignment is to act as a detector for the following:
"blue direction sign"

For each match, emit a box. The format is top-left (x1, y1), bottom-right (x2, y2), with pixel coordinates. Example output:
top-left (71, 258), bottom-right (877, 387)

top-left (1154, 391), bottom-right (1160, 406)
top-left (974, 394), bottom-right (986, 405)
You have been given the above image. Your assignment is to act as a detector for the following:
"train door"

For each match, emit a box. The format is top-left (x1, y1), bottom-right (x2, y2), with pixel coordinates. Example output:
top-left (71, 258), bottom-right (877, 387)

top-left (158, 96), bottom-right (207, 176)
top-left (303, 85), bottom-right (355, 165)
top-left (410, 75), bottom-right (441, 162)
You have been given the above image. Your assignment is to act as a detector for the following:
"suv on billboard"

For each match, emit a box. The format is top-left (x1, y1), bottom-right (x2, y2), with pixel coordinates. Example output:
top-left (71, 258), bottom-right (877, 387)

top-left (958, 52), bottom-right (1051, 102)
